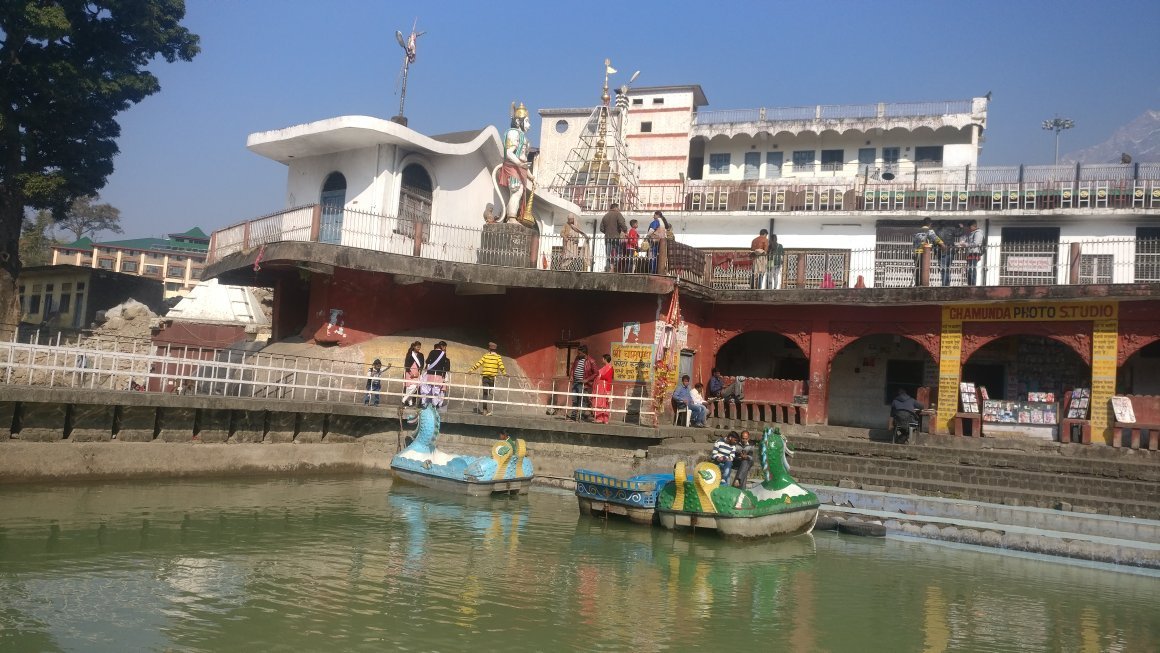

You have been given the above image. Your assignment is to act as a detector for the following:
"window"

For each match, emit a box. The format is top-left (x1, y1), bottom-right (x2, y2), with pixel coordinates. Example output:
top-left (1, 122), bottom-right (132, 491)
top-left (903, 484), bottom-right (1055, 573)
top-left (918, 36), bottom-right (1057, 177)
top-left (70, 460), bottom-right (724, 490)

top-left (765, 152), bottom-right (783, 179)
top-left (1135, 227), bottom-right (1160, 282)
top-left (76, 282), bottom-right (85, 291)
top-left (883, 147), bottom-right (901, 165)
top-left (709, 153), bottom-right (731, 175)
top-left (632, 98), bottom-right (643, 106)
top-left (17, 285), bottom-right (25, 313)
top-left (1000, 227), bottom-right (1059, 286)
top-left (121, 260), bottom-right (138, 273)
top-left (29, 295), bottom-right (41, 315)
top-left (144, 265), bottom-right (162, 276)
top-left (743, 152), bottom-right (761, 180)
top-left (98, 258), bottom-right (114, 270)
top-left (61, 282), bottom-right (72, 292)
top-left (821, 149), bottom-right (844, 171)
top-left (167, 266), bottom-right (185, 278)
top-left (1079, 255), bottom-right (1113, 284)
top-left (914, 146), bottom-right (944, 167)
top-left (45, 283), bottom-right (53, 293)
top-left (171, 256), bottom-right (185, 262)
top-left (59, 294), bottom-right (71, 314)
top-left (640, 121), bottom-right (652, 133)
top-left (554, 119), bottom-right (569, 134)
top-left (858, 147), bottom-right (876, 173)
top-left (190, 268), bottom-right (203, 280)
top-left (165, 282), bottom-right (182, 291)
top-left (792, 150), bottom-right (815, 171)
top-left (652, 97), bottom-right (664, 105)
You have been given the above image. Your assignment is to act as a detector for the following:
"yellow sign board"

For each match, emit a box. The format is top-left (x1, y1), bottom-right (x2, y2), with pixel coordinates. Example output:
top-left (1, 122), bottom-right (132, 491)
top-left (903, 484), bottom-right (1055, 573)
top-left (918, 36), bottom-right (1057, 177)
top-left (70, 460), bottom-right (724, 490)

top-left (943, 302), bottom-right (1117, 323)
top-left (1090, 319), bottom-right (1118, 437)
top-left (611, 342), bottom-right (654, 384)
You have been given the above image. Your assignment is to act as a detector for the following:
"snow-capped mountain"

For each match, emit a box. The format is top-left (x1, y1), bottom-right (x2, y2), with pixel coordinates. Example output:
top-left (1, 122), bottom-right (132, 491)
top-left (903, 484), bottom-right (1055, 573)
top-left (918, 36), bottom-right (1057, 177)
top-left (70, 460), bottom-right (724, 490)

top-left (1062, 109), bottom-right (1160, 164)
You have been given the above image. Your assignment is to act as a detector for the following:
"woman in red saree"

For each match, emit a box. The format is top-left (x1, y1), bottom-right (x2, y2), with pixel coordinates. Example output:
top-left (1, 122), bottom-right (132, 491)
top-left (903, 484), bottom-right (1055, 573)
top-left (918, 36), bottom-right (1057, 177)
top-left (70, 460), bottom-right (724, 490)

top-left (593, 354), bottom-right (615, 424)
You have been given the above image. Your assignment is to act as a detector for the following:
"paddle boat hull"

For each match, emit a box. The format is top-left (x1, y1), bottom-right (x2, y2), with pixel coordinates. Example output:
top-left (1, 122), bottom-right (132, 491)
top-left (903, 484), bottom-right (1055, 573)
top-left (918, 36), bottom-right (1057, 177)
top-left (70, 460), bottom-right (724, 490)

top-left (390, 404), bottom-right (534, 497)
top-left (391, 467), bottom-right (533, 496)
top-left (657, 503), bottom-right (818, 537)
top-left (654, 428), bottom-right (821, 539)
top-left (574, 470), bottom-right (673, 525)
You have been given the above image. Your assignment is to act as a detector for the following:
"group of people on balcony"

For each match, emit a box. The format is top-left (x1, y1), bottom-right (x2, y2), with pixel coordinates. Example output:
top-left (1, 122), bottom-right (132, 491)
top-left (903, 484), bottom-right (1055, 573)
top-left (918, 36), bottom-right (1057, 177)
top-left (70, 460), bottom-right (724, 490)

top-left (913, 218), bottom-right (984, 286)
top-left (750, 229), bottom-right (786, 289)
top-left (599, 205), bottom-right (675, 273)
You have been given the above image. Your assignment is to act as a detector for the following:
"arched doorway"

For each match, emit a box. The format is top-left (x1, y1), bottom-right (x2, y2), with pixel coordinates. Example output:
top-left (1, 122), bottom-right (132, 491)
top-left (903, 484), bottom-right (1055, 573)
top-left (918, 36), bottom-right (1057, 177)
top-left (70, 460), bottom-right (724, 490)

top-left (715, 331), bottom-right (808, 380)
top-left (319, 172), bottom-right (347, 244)
top-left (1118, 340), bottom-right (1160, 394)
top-left (399, 163), bottom-right (433, 239)
top-left (962, 334), bottom-right (1089, 402)
top-left (828, 334), bottom-right (936, 428)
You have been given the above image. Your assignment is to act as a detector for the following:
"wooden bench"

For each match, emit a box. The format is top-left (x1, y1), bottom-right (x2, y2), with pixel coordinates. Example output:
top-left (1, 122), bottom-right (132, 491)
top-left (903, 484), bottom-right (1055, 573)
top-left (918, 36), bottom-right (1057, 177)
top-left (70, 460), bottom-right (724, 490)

top-left (1113, 395), bottom-right (1160, 450)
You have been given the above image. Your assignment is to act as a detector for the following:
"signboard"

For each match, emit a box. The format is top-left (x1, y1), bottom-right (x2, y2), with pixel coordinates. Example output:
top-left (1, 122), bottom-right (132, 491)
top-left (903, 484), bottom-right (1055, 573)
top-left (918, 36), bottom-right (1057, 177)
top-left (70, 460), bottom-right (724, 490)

top-left (610, 342), bottom-right (654, 384)
top-left (942, 302), bottom-right (1117, 323)
top-left (1005, 255), bottom-right (1054, 274)
top-left (1110, 396), bottom-right (1136, 424)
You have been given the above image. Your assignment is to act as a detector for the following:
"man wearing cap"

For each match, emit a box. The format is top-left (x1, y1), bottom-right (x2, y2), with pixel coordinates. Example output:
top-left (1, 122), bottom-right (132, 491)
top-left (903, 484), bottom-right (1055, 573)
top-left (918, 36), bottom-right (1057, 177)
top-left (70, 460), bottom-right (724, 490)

top-left (468, 342), bottom-right (506, 415)
top-left (364, 358), bottom-right (385, 406)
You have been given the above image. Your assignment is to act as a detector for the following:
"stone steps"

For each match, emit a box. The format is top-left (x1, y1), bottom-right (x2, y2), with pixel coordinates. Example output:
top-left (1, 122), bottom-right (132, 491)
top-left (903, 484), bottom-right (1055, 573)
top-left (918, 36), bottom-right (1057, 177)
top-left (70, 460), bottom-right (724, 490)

top-left (812, 486), bottom-right (1160, 569)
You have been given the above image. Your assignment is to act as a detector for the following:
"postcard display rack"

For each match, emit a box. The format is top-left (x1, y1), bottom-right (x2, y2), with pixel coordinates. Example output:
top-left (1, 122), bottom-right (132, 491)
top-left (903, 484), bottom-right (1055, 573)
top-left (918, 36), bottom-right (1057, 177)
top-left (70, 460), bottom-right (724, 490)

top-left (981, 391), bottom-right (1059, 440)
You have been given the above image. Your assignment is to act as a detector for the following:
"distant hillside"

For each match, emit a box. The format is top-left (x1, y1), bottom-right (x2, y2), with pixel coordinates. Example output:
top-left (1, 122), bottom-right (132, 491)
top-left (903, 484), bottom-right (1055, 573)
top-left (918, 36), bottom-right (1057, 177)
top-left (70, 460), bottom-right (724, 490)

top-left (1062, 109), bottom-right (1160, 164)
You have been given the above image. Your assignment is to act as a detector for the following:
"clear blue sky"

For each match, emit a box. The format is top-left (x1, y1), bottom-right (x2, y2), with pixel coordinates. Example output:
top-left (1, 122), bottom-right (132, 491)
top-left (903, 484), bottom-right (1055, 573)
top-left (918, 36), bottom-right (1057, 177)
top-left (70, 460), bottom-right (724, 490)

top-left (96, 0), bottom-right (1160, 240)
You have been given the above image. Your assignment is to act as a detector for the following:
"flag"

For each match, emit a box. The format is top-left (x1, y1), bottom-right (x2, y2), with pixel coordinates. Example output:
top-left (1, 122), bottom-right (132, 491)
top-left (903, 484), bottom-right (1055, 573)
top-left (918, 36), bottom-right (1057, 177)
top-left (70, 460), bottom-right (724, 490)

top-left (606, 64), bottom-right (617, 75)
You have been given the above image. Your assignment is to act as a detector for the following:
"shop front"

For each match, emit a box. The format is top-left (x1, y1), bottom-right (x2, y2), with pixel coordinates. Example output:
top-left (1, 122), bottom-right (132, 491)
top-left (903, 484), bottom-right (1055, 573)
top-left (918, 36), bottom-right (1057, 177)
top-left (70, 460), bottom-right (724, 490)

top-left (936, 301), bottom-right (1118, 440)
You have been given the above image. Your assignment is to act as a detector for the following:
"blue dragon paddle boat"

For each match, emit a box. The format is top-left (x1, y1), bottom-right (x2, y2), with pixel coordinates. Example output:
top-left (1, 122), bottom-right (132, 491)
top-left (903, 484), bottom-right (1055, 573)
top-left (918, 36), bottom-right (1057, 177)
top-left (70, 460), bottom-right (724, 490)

top-left (655, 427), bottom-right (819, 538)
top-left (391, 404), bottom-right (534, 496)
top-left (574, 470), bottom-right (675, 525)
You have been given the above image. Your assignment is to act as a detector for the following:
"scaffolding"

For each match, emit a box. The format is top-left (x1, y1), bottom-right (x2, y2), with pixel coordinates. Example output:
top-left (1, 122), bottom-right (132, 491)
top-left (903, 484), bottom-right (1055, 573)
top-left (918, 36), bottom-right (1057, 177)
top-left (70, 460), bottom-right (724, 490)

top-left (548, 60), bottom-right (640, 212)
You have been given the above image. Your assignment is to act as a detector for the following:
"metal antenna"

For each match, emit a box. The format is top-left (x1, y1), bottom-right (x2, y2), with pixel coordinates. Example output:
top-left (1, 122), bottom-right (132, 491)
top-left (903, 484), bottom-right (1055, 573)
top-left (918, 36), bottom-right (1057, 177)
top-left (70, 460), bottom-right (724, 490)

top-left (393, 18), bottom-right (426, 126)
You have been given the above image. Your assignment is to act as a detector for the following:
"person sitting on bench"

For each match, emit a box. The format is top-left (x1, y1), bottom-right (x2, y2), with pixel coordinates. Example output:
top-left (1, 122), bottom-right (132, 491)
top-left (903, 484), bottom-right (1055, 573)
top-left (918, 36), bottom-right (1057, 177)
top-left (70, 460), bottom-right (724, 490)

top-left (672, 375), bottom-right (707, 427)
top-left (719, 375), bottom-right (745, 417)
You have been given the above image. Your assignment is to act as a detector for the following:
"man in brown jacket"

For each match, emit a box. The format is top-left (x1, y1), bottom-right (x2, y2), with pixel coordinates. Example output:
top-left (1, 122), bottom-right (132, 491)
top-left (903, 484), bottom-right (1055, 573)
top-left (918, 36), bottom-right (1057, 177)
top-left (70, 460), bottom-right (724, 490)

top-left (600, 203), bottom-right (628, 272)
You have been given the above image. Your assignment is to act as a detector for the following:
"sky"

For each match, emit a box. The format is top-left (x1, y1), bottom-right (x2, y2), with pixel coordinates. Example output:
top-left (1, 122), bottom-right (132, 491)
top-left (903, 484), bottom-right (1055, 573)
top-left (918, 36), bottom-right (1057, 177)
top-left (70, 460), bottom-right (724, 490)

top-left (93, 0), bottom-right (1160, 241)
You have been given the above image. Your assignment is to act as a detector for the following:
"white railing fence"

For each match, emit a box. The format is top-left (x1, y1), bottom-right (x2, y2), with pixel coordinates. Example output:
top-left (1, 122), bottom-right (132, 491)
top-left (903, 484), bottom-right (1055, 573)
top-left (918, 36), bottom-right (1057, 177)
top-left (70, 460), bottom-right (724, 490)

top-left (1, 335), bottom-right (658, 423)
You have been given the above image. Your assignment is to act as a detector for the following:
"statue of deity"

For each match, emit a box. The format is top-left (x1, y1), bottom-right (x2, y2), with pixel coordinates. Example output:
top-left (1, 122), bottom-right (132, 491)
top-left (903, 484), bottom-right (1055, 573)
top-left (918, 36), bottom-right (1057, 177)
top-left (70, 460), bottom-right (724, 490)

top-left (493, 101), bottom-right (536, 225)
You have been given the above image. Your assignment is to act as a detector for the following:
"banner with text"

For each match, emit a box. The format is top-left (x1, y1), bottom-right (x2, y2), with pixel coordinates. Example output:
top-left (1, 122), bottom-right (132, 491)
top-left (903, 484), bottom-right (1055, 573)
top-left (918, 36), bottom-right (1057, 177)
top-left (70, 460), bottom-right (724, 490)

top-left (611, 342), bottom-right (655, 384)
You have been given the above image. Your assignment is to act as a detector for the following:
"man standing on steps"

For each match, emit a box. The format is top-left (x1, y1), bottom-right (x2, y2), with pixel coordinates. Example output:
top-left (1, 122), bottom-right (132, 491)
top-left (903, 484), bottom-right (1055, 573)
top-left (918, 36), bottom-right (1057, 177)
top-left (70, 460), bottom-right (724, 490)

top-left (468, 342), bottom-right (506, 416)
top-left (600, 203), bottom-right (628, 272)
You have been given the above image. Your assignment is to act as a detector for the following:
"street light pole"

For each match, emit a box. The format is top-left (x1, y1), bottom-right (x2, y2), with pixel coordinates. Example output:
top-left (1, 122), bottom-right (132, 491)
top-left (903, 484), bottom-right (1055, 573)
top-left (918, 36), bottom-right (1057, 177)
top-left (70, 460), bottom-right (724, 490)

top-left (1041, 116), bottom-right (1075, 165)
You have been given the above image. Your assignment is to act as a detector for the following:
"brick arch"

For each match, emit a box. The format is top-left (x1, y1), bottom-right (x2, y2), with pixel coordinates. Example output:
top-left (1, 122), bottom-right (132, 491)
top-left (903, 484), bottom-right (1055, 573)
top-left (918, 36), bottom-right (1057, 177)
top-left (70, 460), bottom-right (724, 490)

top-left (1117, 321), bottom-right (1160, 366)
top-left (712, 320), bottom-right (811, 358)
top-left (827, 321), bottom-right (940, 366)
top-left (960, 322), bottom-right (1092, 366)
top-left (961, 322), bottom-right (1092, 365)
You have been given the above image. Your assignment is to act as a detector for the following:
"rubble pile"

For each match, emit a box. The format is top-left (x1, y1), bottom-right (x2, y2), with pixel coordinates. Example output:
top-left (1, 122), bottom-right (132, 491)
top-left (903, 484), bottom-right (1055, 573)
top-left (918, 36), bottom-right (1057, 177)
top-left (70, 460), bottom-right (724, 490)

top-left (93, 299), bottom-right (158, 340)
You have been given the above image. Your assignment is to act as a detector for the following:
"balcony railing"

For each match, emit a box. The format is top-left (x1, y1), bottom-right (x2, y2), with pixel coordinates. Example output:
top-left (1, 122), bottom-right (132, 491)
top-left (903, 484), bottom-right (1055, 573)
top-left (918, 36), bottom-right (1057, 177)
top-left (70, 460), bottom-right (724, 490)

top-left (208, 200), bottom-right (1160, 291)
top-left (693, 99), bottom-right (978, 125)
top-left (208, 206), bottom-right (709, 286)
top-left (708, 238), bottom-right (1160, 289)
top-left (560, 163), bottom-right (1160, 213)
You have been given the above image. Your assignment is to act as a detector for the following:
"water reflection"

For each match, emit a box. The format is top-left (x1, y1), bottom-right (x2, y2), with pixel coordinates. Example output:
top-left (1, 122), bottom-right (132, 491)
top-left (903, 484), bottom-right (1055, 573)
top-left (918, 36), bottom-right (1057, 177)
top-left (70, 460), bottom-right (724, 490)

top-left (0, 478), bottom-right (1156, 652)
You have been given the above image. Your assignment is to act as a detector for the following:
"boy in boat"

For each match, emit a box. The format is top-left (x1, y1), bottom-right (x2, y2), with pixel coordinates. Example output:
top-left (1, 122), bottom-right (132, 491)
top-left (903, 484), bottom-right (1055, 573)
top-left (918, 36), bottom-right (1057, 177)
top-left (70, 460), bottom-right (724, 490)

top-left (711, 432), bottom-right (739, 485)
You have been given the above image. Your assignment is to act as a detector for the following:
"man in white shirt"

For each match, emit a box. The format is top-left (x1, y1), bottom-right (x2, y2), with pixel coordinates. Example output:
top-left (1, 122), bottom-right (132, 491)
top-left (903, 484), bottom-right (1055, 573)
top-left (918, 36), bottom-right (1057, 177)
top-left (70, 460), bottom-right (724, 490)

top-left (690, 383), bottom-right (708, 428)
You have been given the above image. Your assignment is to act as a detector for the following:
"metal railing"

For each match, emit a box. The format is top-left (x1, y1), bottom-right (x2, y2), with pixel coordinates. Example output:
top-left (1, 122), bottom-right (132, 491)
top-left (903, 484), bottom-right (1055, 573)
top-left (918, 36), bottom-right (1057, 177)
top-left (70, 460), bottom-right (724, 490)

top-left (597, 165), bottom-right (1160, 214)
top-left (1, 332), bottom-right (659, 423)
top-left (693, 98), bottom-right (978, 125)
top-left (708, 238), bottom-right (1160, 289)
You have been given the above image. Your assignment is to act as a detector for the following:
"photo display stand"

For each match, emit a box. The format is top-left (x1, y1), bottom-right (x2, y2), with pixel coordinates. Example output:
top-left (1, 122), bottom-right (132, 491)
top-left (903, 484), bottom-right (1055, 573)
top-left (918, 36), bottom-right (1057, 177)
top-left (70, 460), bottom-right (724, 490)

top-left (959, 382), bottom-right (980, 414)
top-left (1067, 388), bottom-right (1091, 420)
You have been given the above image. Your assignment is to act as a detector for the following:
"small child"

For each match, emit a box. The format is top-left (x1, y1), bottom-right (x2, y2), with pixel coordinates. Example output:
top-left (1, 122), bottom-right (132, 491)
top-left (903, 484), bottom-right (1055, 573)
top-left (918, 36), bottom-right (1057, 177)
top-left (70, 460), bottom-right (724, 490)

top-left (364, 359), bottom-right (384, 406)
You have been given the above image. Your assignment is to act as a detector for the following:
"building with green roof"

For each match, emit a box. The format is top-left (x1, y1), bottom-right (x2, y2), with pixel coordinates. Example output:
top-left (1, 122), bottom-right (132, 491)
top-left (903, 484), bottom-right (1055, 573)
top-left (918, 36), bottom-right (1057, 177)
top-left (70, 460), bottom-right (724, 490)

top-left (51, 227), bottom-right (209, 298)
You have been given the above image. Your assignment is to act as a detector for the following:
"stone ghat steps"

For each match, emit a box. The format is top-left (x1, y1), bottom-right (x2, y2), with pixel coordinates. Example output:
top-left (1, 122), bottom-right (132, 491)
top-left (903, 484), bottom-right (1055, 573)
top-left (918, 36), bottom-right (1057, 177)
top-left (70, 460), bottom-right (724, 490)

top-left (786, 434), bottom-right (1160, 484)
top-left (812, 485), bottom-right (1160, 545)
top-left (794, 462), bottom-right (1160, 521)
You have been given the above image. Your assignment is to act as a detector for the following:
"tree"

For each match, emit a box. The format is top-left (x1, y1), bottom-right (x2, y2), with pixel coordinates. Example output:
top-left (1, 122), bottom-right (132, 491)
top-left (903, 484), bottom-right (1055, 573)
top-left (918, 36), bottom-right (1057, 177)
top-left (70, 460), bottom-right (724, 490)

top-left (56, 195), bottom-right (123, 242)
top-left (19, 210), bottom-right (58, 267)
top-left (0, 1), bottom-right (199, 335)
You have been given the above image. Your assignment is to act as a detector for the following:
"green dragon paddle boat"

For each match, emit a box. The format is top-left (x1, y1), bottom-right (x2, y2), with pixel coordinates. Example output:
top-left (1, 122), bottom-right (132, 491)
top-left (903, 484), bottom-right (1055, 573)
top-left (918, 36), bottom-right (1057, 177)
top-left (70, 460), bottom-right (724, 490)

top-left (656, 428), bottom-right (819, 538)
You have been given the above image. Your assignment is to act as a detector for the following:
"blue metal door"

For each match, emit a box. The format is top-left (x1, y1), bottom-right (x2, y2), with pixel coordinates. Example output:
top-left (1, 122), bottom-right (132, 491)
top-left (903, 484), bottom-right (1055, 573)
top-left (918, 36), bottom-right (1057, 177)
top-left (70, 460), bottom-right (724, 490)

top-left (319, 190), bottom-right (345, 244)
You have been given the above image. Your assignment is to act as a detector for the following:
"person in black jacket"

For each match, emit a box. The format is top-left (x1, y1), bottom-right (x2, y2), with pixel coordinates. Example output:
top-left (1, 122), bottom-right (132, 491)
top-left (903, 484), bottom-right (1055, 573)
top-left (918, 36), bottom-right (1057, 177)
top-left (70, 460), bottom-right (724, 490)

top-left (422, 341), bottom-right (450, 408)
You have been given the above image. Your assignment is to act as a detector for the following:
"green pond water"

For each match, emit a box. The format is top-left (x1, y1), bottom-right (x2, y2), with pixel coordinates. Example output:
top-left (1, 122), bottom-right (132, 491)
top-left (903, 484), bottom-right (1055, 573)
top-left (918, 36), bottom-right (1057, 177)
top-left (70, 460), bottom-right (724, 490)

top-left (0, 475), bottom-right (1157, 652)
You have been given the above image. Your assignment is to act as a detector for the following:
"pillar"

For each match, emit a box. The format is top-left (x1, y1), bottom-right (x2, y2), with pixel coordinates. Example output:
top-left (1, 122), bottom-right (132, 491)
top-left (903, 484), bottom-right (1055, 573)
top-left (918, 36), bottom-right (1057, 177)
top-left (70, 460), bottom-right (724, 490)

top-left (806, 320), bottom-right (831, 424)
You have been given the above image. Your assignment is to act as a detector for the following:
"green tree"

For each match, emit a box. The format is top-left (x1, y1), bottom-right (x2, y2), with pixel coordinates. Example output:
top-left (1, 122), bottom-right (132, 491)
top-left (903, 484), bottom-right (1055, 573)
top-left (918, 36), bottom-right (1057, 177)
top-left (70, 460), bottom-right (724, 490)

top-left (0, 1), bottom-right (199, 335)
top-left (18, 210), bottom-right (58, 267)
top-left (56, 195), bottom-right (123, 242)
